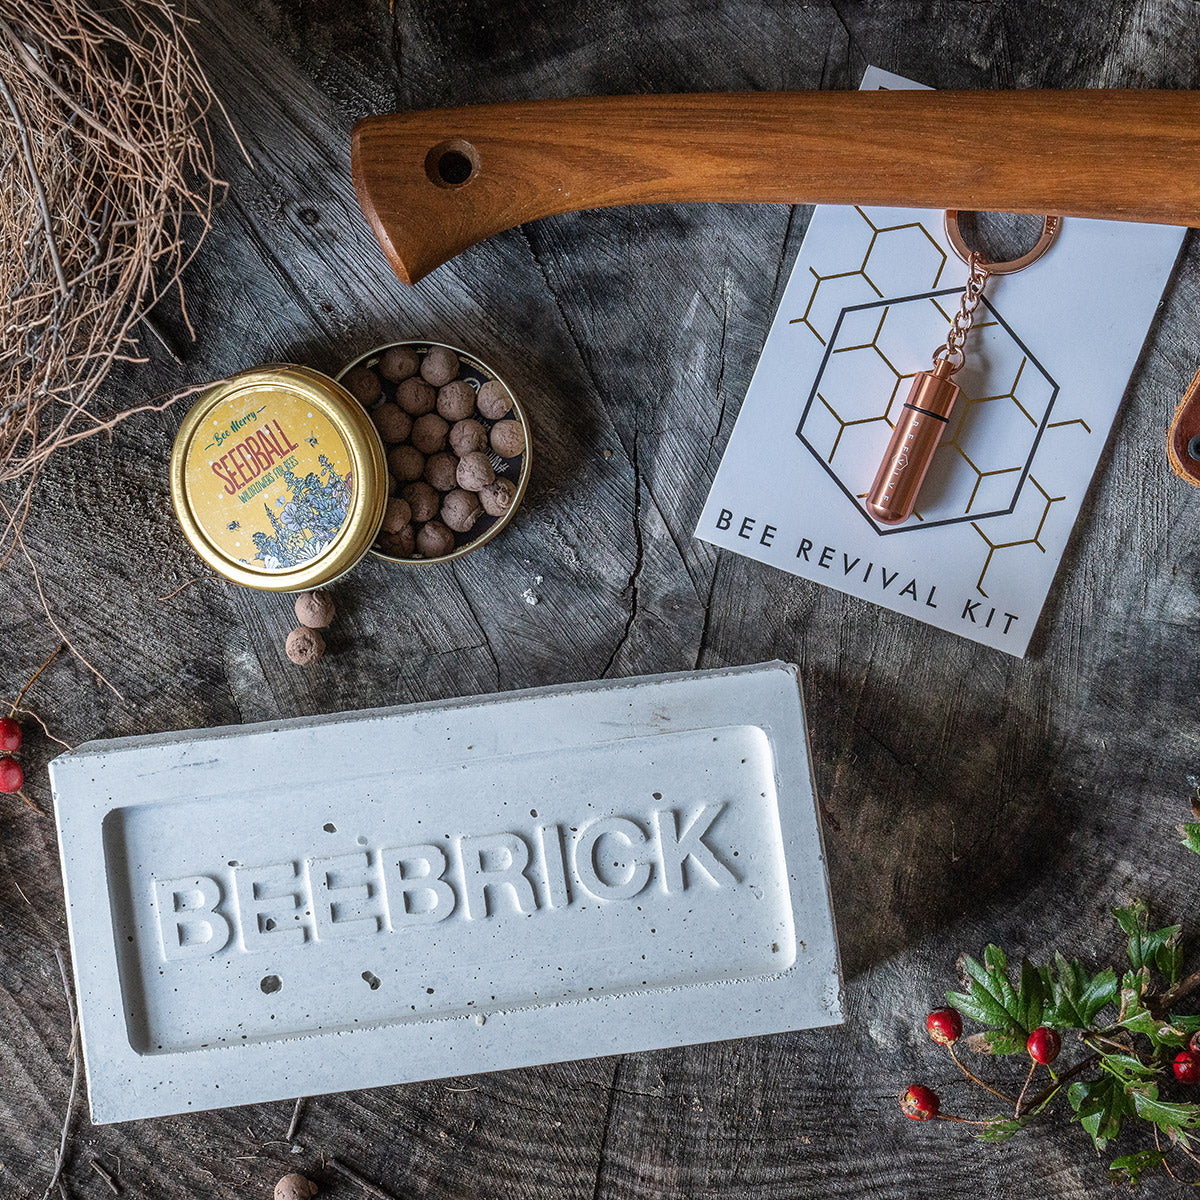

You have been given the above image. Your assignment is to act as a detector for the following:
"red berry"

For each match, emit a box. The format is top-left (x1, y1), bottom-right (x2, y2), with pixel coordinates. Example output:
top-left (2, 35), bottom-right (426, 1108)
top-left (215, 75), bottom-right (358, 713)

top-left (1175, 1051), bottom-right (1200, 1083)
top-left (926, 1007), bottom-right (963, 1046)
top-left (0, 716), bottom-right (20, 753)
top-left (1027, 1027), bottom-right (1061, 1065)
top-left (0, 756), bottom-right (23, 794)
top-left (899, 1084), bottom-right (940, 1121)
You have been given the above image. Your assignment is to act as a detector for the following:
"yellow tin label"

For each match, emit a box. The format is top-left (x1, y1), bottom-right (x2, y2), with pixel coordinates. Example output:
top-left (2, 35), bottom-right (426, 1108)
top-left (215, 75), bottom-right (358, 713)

top-left (186, 385), bottom-right (354, 572)
top-left (171, 365), bottom-right (388, 592)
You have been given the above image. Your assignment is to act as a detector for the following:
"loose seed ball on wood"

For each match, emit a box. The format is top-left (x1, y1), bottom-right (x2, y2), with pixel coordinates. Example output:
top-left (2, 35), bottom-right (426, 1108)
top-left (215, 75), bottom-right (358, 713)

top-left (480, 475), bottom-right (518, 517)
top-left (436, 379), bottom-right (476, 422)
top-left (417, 519), bottom-right (456, 558)
top-left (387, 443), bottom-right (425, 483)
top-left (490, 419), bottom-right (525, 458)
top-left (285, 626), bottom-right (325, 666)
top-left (372, 402), bottom-right (412, 444)
top-left (381, 496), bottom-right (412, 532)
top-left (420, 345), bottom-right (459, 386)
top-left (411, 412), bottom-right (449, 454)
top-left (377, 523), bottom-right (415, 557)
top-left (344, 365), bottom-right (381, 406)
top-left (476, 378), bottom-right (513, 420)
top-left (396, 376), bottom-right (436, 416)
top-left (456, 450), bottom-right (495, 491)
top-left (424, 451), bottom-right (459, 492)
top-left (402, 480), bottom-right (440, 523)
top-left (294, 589), bottom-right (335, 629)
top-left (378, 344), bottom-right (420, 383)
top-left (449, 417), bottom-right (487, 455)
top-left (275, 1172), bottom-right (319, 1200)
top-left (442, 487), bottom-right (482, 533)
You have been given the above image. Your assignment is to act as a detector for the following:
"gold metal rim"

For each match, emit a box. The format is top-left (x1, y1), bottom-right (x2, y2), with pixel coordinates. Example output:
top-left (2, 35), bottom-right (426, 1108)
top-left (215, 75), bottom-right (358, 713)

top-left (335, 341), bottom-right (533, 567)
top-left (170, 364), bottom-right (388, 592)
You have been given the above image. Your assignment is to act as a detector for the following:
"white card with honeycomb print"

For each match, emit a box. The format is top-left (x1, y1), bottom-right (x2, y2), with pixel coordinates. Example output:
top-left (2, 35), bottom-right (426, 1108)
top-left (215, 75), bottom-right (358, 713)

top-left (696, 66), bottom-right (1185, 656)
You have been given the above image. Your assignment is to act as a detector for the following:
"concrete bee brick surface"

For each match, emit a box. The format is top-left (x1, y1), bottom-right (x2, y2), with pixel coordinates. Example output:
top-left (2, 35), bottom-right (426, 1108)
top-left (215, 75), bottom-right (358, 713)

top-left (50, 661), bottom-right (842, 1123)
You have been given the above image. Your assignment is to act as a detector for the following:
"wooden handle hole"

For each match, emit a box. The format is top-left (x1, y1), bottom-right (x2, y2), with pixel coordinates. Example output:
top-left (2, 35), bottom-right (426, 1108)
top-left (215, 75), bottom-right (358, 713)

top-left (425, 139), bottom-right (479, 188)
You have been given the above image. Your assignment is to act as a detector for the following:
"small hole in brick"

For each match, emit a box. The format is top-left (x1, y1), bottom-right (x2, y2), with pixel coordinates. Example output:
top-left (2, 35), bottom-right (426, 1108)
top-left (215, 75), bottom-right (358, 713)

top-left (260, 974), bottom-right (282, 994)
top-left (362, 971), bottom-right (381, 990)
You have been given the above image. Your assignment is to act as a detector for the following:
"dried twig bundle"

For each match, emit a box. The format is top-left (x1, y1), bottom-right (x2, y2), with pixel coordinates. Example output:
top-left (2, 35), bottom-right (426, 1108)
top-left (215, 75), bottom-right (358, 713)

top-left (0, 0), bottom-right (230, 512)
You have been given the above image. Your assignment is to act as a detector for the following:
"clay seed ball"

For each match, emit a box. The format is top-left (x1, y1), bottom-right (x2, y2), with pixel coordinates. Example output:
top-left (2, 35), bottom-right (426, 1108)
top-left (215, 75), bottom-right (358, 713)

top-left (377, 523), bottom-right (415, 558)
top-left (387, 443), bottom-right (425, 483)
top-left (442, 487), bottom-right (482, 533)
top-left (420, 344), bottom-right (460, 386)
top-left (475, 378), bottom-right (513, 420)
top-left (416, 519), bottom-right (456, 558)
top-left (381, 496), bottom-right (412, 533)
top-left (285, 626), bottom-right (325, 666)
top-left (424, 450), bottom-right (459, 492)
top-left (378, 344), bottom-right (420, 383)
top-left (275, 1173), bottom-right (319, 1200)
top-left (411, 412), bottom-right (449, 454)
top-left (456, 450), bottom-right (495, 492)
top-left (436, 379), bottom-right (476, 422)
top-left (294, 589), bottom-right (335, 629)
top-left (449, 417), bottom-right (487, 456)
top-left (372, 401), bottom-right (412, 444)
top-left (396, 376), bottom-right (436, 416)
top-left (387, 471), bottom-right (399, 496)
top-left (401, 480), bottom-right (440, 523)
top-left (490, 419), bottom-right (525, 459)
top-left (343, 365), bottom-right (381, 406)
top-left (480, 475), bottom-right (518, 517)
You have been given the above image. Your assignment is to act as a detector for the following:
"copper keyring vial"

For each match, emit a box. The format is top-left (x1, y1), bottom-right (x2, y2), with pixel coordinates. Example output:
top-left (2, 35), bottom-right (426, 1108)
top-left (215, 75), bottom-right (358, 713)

top-left (864, 211), bottom-right (1062, 526)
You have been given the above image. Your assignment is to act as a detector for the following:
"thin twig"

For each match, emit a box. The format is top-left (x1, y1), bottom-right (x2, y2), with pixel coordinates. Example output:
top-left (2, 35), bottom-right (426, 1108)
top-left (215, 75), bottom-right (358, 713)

top-left (285, 1096), bottom-right (306, 1143)
top-left (10, 643), bottom-right (64, 713)
top-left (1014, 1059), bottom-right (1037, 1118)
top-left (44, 948), bottom-right (81, 1199)
top-left (946, 1043), bottom-right (1017, 1105)
top-left (89, 1158), bottom-right (120, 1195)
top-left (328, 1158), bottom-right (399, 1200)
top-left (1026, 1053), bottom-right (1099, 1112)
top-left (155, 575), bottom-right (212, 602)
top-left (14, 789), bottom-right (47, 816)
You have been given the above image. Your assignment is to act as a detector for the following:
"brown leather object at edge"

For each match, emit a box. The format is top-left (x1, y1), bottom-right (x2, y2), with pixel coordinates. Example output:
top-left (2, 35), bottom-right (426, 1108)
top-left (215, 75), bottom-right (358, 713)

top-left (1168, 365), bottom-right (1200, 488)
top-left (351, 89), bottom-right (1200, 285)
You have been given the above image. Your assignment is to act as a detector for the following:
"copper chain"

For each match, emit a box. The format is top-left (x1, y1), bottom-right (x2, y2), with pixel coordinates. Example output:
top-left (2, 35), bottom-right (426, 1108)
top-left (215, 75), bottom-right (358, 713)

top-left (932, 252), bottom-right (990, 373)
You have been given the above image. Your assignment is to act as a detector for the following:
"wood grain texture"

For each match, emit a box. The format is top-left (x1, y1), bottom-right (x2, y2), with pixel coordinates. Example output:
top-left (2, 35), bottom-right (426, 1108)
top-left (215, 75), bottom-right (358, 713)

top-left (354, 89), bottom-right (1200, 283)
top-left (2, 0), bottom-right (1200, 1197)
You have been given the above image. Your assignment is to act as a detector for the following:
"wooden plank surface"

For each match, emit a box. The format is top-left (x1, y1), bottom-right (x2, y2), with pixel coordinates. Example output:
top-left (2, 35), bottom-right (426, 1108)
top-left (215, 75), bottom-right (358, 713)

top-left (2, 0), bottom-right (1200, 1196)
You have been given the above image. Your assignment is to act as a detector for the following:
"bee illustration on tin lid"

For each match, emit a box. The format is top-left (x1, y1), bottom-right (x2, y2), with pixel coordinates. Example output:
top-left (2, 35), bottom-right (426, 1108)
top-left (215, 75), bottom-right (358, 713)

top-left (305, 435), bottom-right (319, 447)
top-left (226, 520), bottom-right (241, 531)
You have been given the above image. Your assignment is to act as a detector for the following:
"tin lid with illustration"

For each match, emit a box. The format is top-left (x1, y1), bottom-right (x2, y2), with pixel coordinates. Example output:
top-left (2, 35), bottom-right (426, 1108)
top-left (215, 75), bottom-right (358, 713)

top-left (170, 365), bottom-right (388, 591)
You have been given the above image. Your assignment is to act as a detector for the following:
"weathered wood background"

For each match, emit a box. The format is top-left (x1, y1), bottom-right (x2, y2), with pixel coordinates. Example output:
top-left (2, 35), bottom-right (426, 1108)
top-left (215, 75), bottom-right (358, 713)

top-left (3, 0), bottom-right (1200, 1196)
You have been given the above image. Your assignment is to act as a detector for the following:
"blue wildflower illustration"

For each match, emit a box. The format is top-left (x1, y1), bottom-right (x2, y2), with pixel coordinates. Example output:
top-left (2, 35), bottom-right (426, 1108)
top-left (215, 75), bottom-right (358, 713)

top-left (248, 457), bottom-right (354, 569)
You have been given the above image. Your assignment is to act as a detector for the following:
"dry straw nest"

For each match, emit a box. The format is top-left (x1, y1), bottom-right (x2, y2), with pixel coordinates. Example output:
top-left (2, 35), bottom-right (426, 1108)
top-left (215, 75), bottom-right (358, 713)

top-left (0, 0), bottom-right (228, 544)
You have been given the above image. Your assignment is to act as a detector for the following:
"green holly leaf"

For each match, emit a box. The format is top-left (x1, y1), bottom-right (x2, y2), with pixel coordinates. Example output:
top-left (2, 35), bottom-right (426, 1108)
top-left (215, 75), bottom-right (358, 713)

top-left (1114, 901), bottom-right (1182, 981)
top-left (976, 1115), bottom-right (1030, 1143)
top-left (1098, 1051), bottom-right (1161, 1084)
top-left (1108, 1149), bottom-right (1168, 1186)
top-left (947, 945), bottom-right (1044, 1052)
top-left (1069, 1076), bottom-right (1133, 1151)
top-left (964, 1030), bottom-right (1025, 1056)
top-left (1130, 1087), bottom-right (1200, 1143)
top-left (1119, 968), bottom-right (1152, 1019)
top-left (1180, 822), bottom-right (1200, 856)
top-left (1042, 953), bottom-right (1118, 1029)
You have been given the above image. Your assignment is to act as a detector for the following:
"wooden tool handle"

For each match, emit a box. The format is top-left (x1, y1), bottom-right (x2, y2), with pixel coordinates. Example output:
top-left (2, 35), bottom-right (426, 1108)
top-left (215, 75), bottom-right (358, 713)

top-left (351, 90), bottom-right (1200, 285)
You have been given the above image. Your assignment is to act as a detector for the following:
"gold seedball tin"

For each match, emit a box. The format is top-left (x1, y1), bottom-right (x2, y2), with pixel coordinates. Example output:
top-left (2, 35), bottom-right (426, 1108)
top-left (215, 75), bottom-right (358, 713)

top-left (339, 340), bottom-right (533, 568)
top-left (170, 364), bottom-right (388, 592)
top-left (170, 344), bottom-right (532, 589)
